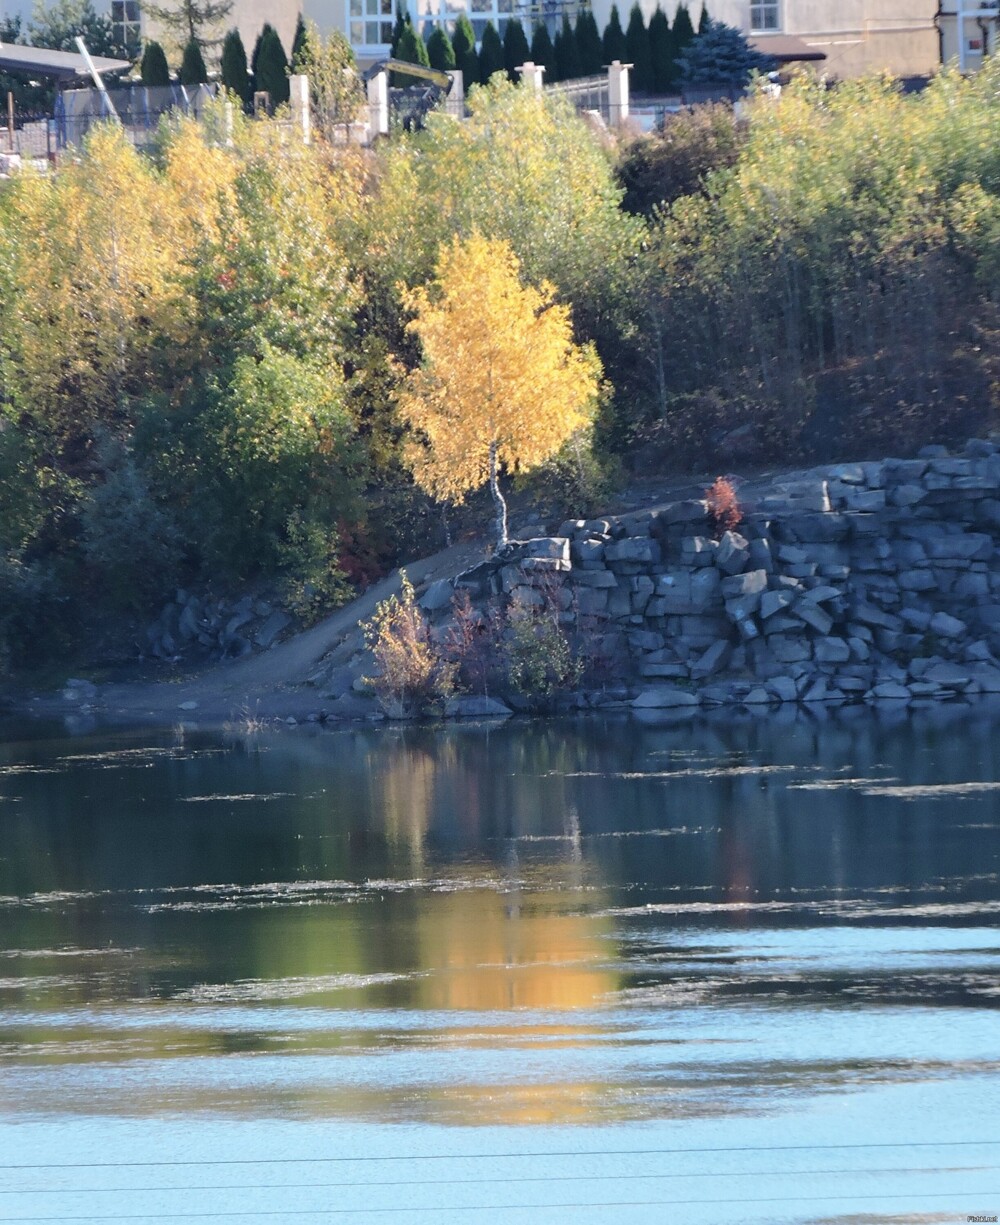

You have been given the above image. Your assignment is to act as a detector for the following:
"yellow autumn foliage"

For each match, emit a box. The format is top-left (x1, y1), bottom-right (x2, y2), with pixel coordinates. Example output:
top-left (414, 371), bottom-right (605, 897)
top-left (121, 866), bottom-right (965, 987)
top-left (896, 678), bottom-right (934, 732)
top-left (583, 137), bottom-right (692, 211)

top-left (397, 234), bottom-right (601, 512)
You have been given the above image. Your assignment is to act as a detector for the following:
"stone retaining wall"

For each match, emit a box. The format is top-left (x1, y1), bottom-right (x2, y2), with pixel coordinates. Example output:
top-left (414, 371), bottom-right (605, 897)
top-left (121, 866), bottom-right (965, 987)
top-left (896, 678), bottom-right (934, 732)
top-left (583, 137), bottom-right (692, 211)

top-left (425, 439), bottom-right (1000, 709)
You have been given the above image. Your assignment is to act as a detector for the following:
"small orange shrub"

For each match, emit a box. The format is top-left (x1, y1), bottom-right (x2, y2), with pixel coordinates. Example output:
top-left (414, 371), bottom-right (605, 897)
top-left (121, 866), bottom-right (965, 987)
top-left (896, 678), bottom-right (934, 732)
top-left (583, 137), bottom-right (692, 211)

top-left (705, 476), bottom-right (742, 534)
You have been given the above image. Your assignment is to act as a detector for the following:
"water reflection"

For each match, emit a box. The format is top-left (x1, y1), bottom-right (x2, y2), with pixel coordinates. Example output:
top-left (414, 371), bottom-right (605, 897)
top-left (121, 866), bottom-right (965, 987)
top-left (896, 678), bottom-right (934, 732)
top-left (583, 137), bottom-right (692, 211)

top-left (0, 708), bottom-right (997, 1133)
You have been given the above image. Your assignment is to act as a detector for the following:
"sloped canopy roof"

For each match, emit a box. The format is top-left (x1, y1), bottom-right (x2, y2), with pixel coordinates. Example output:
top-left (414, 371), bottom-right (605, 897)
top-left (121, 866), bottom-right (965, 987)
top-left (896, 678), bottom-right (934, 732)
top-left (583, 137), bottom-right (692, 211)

top-left (0, 43), bottom-right (132, 81)
top-left (749, 35), bottom-right (827, 63)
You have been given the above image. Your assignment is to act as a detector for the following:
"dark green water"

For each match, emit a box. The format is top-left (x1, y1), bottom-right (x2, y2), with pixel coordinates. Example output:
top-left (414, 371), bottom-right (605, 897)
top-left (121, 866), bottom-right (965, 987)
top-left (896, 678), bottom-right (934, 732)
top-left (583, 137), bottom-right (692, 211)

top-left (0, 706), bottom-right (998, 1223)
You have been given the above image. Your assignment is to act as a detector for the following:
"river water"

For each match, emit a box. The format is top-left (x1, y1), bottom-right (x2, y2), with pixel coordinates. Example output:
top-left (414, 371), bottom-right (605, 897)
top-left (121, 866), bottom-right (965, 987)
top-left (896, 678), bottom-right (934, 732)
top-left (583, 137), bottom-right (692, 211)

top-left (0, 706), bottom-right (998, 1224)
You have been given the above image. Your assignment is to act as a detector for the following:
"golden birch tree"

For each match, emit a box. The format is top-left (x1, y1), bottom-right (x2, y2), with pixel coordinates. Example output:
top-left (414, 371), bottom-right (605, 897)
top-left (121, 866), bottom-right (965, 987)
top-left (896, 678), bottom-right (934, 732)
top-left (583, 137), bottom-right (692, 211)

top-left (398, 234), bottom-right (601, 547)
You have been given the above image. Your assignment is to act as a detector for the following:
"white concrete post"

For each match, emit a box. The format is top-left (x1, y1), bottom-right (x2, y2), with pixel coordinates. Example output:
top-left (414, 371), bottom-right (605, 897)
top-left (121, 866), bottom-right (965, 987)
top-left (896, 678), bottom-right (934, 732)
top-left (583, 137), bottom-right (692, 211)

top-left (516, 61), bottom-right (545, 91)
top-left (289, 73), bottom-right (310, 143)
top-left (447, 68), bottom-right (464, 117)
top-left (608, 60), bottom-right (631, 127)
top-left (367, 69), bottom-right (389, 139)
top-left (223, 99), bottom-right (235, 146)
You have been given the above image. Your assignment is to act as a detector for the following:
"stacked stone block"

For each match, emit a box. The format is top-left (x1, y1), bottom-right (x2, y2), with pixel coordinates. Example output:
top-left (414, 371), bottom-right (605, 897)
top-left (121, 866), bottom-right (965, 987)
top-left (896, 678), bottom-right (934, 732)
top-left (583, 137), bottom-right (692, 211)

top-left (428, 438), bottom-right (1000, 709)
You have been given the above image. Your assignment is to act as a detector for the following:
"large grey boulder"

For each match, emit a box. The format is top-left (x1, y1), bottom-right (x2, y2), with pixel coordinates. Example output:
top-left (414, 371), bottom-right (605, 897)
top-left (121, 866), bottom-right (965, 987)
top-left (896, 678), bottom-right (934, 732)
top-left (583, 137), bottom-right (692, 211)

top-left (631, 686), bottom-right (701, 708)
top-left (716, 531), bottom-right (751, 575)
top-left (444, 695), bottom-right (513, 719)
top-left (419, 579), bottom-right (454, 612)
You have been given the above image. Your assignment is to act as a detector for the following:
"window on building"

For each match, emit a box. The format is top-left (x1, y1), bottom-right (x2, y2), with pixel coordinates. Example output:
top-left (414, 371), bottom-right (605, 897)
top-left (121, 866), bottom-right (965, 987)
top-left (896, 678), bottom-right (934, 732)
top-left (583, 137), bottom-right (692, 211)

top-left (111, 0), bottom-right (141, 54)
top-left (349, 0), bottom-right (394, 50)
top-left (750, 1), bottom-right (780, 32)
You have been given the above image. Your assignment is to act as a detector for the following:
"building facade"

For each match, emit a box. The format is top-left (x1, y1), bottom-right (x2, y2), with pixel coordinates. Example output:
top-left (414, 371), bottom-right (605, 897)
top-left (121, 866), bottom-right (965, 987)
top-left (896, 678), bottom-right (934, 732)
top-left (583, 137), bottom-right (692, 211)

top-left (0, 0), bottom-right (952, 80)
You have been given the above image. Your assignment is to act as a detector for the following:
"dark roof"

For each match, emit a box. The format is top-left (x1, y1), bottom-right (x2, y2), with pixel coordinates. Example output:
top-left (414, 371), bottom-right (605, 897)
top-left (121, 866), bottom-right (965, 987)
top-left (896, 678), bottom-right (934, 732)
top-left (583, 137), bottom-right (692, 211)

top-left (0, 43), bottom-right (132, 81)
top-left (749, 35), bottom-right (828, 63)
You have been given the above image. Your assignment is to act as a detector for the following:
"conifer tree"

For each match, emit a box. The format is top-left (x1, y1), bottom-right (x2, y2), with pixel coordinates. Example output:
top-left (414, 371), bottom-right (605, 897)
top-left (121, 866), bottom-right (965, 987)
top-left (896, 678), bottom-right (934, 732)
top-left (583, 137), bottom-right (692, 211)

top-left (141, 0), bottom-right (232, 53)
top-left (426, 25), bottom-right (456, 71)
top-left (502, 17), bottom-right (530, 82)
top-left (554, 13), bottom-right (581, 81)
top-left (393, 22), bottom-right (430, 84)
top-left (648, 5), bottom-right (672, 93)
top-left (220, 28), bottom-right (250, 103)
top-left (179, 38), bottom-right (207, 84)
top-left (389, 4), bottom-right (407, 55)
top-left (602, 5), bottom-right (626, 63)
top-left (478, 21), bottom-right (504, 83)
top-left (452, 13), bottom-right (479, 87)
top-left (575, 10), bottom-right (603, 75)
top-left (698, 2), bottom-right (710, 33)
top-left (625, 3), bottom-right (651, 92)
top-left (291, 12), bottom-right (308, 64)
top-left (672, 2), bottom-right (695, 53)
top-left (254, 24), bottom-right (289, 105)
top-left (677, 17), bottom-right (773, 87)
top-left (250, 23), bottom-right (271, 83)
top-left (140, 40), bottom-right (170, 86)
top-left (529, 22), bottom-right (556, 81)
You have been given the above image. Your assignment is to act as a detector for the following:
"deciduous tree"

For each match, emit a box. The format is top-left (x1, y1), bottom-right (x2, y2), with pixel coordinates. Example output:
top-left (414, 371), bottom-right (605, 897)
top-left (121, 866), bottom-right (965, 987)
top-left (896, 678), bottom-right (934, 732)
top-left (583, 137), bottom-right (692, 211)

top-left (291, 21), bottom-right (362, 137)
top-left (398, 234), bottom-right (600, 546)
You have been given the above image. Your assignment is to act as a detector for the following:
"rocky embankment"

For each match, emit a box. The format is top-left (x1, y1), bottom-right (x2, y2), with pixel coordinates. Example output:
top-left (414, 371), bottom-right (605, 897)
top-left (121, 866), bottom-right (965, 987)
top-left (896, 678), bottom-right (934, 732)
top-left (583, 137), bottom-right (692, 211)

top-left (406, 438), bottom-right (1000, 714)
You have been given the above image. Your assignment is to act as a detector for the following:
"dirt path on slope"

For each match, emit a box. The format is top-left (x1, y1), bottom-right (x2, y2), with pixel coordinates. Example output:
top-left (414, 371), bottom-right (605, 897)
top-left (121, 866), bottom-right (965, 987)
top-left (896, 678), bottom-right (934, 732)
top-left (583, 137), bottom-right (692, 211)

top-left (19, 468), bottom-right (794, 728)
top-left (43, 540), bottom-right (489, 727)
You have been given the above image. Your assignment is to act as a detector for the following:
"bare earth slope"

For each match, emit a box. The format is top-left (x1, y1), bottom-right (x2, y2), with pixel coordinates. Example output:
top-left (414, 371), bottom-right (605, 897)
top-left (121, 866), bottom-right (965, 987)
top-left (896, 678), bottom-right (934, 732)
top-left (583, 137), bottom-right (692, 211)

top-left (74, 541), bottom-right (488, 726)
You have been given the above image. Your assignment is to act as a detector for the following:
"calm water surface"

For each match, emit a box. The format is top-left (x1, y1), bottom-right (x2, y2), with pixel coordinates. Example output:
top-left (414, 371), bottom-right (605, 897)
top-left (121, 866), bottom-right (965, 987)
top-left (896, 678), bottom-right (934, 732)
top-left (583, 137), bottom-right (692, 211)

top-left (0, 706), bottom-right (998, 1224)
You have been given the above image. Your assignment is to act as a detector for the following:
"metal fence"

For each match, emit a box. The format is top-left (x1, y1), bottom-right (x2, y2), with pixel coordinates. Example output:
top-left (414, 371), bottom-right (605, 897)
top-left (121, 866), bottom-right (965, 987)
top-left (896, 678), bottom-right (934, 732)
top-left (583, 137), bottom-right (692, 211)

top-left (545, 73), bottom-right (610, 123)
top-left (53, 83), bottom-right (218, 150)
top-left (1, 118), bottom-right (52, 159)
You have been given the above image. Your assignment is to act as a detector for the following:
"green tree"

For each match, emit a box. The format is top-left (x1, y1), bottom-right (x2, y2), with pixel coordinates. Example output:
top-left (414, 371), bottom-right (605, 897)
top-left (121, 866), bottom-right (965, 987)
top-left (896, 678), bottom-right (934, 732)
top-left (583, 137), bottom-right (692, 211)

top-left (292, 21), bottom-right (362, 137)
top-left (30, 0), bottom-right (135, 60)
top-left (140, 40), bottom-right (171, 85)
top-left (250, 22), bottom-right (272, 82)
top-left (364, 77), bottom-right (642, 349)
top-left (677, 18), bottom-right (773, 87)
top-left (291, 12), bottom-right (308, 64)
top-left (529, 22), bottom-right (556, 81)
top-left (625, 3), bottom-right (652, 92)
top-left (648, 5), bottom-right (672, 92)
top-left (140, 0), bottom-right (232, 53)
top-left (179, 36), bottom-right (207, 83)
top-left (554, 13), bottom-right (580, 81)
top-left (615, 101), bottom-right (744, 214)
top-left (478, 20), bottom-right (504, 84)
top-left (502, 16), bottom-right (529, 82)
top-left (389, 3), bottom-right (407, 55)
top-left (575, 10), bottom-right (603, 75)
top-left (672, 2), bottom-right (695, 52)
top-left (393, 22), bottom-right (430, 85)
top-left (427, 25), bottom-right (456, 71)
top-left (452, 12), bottom-right (479, 88)
top-left (698, 1), bottom-right (710, 33)
top-left (220, 28), bottom-right (250, 102)
top-left (602, 5), bottom-right (626, 63)
top-left (254, 23), bottom-right (289, 105)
